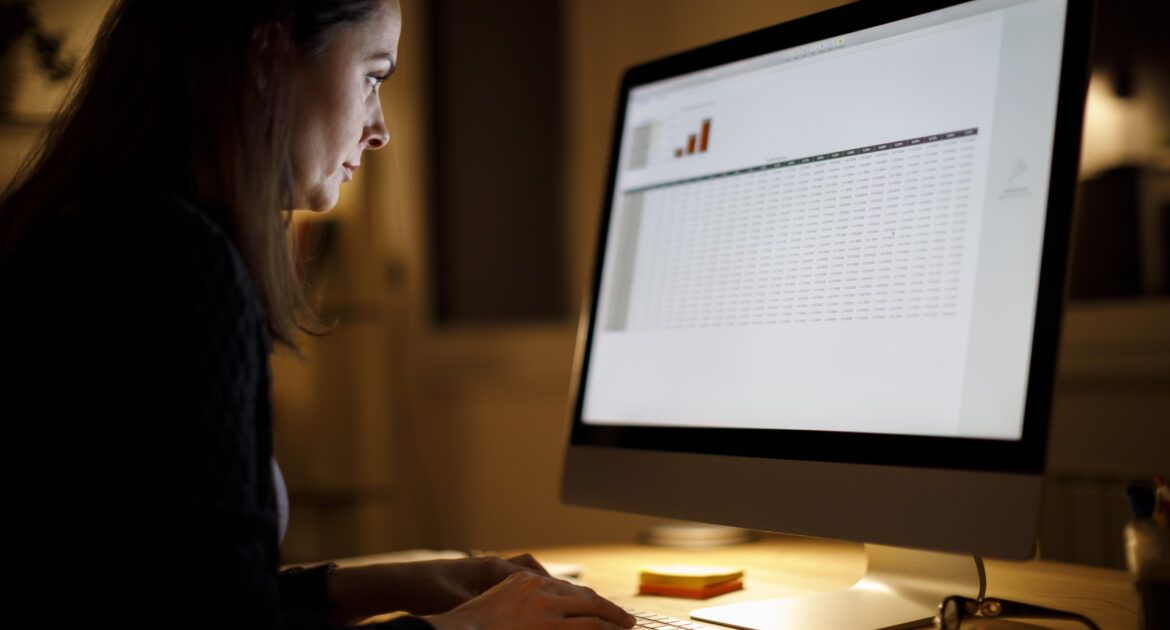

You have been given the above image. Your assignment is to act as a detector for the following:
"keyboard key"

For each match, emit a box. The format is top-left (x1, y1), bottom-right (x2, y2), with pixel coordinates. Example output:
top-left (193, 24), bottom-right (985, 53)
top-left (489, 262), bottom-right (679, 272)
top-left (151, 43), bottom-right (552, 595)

top-left (625, 607), bottom-right (716, 629)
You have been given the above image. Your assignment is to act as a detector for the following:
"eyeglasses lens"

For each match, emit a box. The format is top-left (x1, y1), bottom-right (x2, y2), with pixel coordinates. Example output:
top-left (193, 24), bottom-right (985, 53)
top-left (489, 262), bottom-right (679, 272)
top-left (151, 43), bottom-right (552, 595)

top-left (940, 598), bottom-right (961, 630)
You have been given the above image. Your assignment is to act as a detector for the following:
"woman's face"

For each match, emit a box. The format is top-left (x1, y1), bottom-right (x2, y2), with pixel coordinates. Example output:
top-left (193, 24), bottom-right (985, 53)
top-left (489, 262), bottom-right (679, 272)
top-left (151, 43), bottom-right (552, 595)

top-left (289, 0), bottom-right (401, 212)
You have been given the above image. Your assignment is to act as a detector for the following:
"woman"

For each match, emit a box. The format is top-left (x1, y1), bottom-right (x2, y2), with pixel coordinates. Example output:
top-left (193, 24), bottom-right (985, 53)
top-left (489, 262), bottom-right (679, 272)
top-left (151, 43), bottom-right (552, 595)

top-left (0, 1), bottom-right (635, 628)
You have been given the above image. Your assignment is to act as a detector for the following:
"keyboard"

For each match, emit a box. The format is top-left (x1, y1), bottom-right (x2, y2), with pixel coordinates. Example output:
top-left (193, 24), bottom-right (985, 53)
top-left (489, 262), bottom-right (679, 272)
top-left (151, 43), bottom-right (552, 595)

top-left (626, 607), bottom-right (717, 629)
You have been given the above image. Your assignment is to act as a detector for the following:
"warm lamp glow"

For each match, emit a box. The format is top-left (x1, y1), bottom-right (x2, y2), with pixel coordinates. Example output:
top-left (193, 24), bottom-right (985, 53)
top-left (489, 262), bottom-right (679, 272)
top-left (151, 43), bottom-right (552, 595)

top-left (1080, 71), bottom-right (1160, 178)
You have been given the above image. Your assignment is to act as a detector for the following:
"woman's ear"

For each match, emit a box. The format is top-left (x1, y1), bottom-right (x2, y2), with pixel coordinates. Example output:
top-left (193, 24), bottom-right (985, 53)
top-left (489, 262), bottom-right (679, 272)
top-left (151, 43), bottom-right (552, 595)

top-left (250, 21), bottom-right (289, 93)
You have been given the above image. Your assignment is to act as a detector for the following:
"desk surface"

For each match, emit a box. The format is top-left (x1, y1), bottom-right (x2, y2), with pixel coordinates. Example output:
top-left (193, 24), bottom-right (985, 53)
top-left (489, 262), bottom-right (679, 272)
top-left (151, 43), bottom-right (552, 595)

top-left (337, 535), bottom-right (1139, 629)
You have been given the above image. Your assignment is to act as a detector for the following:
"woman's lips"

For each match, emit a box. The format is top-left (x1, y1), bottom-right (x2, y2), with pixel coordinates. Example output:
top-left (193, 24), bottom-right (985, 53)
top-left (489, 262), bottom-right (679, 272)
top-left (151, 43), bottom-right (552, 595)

top-left (342, 163), bottom-right (359, 182)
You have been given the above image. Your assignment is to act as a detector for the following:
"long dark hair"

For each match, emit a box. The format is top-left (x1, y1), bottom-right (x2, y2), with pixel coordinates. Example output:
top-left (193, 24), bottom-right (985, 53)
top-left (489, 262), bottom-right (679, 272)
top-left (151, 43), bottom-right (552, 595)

top-left (0, 0), bottom-right (379, 354)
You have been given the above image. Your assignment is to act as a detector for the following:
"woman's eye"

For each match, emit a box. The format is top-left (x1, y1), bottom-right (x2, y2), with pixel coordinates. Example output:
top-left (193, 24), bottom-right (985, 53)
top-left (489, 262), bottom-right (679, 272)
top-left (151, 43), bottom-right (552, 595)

top-left (366, 73), bottom-right (389, 91)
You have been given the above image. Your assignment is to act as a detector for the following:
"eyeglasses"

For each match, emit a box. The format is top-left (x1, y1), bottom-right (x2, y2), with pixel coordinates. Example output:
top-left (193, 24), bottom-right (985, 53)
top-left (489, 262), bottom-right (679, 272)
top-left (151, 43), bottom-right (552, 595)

top-left (934, 595), bottom-right (1100, 630)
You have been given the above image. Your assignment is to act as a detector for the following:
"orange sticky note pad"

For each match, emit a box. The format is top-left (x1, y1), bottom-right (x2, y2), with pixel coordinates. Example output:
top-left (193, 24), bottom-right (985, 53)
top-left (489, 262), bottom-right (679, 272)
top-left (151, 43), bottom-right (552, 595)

top-left (639, 565), bottom-right (744, 588)
top-left (638, 579), bottom-right (744, 599)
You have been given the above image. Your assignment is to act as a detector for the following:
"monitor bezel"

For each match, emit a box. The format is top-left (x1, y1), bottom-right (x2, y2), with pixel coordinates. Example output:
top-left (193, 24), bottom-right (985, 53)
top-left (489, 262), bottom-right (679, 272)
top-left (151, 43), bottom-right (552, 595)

top-left (567, 0), bottom-right (1094, 475)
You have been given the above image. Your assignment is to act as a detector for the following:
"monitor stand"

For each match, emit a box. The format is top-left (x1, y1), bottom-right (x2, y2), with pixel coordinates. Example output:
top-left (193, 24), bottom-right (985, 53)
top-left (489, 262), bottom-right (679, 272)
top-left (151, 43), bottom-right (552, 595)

top-left (691, 544), bottom-right (985, 630)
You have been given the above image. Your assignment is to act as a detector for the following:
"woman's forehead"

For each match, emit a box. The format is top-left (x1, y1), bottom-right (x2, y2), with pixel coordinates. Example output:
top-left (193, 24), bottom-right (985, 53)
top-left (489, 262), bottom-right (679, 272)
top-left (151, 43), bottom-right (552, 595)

top-left (346, 0), bottom-right (402, 52)
top-left (315, 0), bottom-right (400, 68)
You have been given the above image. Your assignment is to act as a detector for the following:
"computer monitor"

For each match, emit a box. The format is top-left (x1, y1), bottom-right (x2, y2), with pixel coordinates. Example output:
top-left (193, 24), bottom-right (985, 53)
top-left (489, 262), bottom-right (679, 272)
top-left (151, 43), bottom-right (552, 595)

top-left (561, 0), bottom-right (1093, 627)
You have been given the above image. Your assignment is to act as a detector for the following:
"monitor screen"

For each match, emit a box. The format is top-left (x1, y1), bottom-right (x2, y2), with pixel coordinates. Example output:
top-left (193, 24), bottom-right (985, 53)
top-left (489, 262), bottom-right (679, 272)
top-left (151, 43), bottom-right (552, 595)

top-left (562, 0), bottom-right (1091, 562)
top-left (580, 0), bottom-right (1074, 442)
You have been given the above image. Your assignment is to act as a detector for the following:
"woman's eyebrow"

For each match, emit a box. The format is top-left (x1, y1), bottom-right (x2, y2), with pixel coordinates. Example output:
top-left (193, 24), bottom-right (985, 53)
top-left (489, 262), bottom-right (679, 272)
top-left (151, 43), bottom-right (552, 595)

top-left (368, 51), bottom-right (394, 63)
top-left (368, 51), bottom-right (397, 74)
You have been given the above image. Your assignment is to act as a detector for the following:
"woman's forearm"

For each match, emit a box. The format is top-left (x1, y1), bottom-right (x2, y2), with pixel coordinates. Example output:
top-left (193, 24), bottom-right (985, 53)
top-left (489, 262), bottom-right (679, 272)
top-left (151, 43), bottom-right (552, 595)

top-left (324, 555), bottom-right (550, 623)
top-left (325, 562), bottom-right (445, 624)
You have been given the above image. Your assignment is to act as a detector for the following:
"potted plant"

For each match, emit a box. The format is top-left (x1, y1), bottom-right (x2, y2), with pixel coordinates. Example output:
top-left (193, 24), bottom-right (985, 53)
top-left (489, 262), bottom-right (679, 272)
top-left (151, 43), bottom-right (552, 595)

top-left (0, 0), bottom-right (76, 119)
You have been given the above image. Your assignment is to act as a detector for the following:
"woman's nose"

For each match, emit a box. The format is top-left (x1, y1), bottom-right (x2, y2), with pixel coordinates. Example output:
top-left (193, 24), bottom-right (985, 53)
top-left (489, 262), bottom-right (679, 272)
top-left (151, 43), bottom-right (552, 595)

top-left (365, 106), bottom-right (389, 150)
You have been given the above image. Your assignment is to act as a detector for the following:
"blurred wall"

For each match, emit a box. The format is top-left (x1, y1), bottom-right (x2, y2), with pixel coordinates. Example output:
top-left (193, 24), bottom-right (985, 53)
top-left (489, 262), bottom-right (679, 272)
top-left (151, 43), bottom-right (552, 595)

top-left (0, 0), bottom-right (113, 184)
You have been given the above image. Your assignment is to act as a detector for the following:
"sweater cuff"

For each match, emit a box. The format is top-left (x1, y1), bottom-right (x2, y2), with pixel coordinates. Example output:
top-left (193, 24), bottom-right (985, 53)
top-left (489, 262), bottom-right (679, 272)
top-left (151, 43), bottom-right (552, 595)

top-left (278, 562), bottom-right (338, 616)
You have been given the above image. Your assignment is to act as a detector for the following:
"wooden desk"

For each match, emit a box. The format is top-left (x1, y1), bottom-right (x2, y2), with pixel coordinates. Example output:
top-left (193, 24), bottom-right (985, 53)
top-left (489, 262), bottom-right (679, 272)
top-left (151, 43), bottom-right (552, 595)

top-left (335, 535), bottom-right (1140, 629)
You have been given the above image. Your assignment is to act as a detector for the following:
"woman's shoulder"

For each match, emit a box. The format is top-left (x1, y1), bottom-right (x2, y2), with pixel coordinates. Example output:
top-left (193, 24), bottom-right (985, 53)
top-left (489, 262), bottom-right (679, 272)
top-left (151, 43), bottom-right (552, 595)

top-left (118, 184), bottom-right (268, 317)
top-left (103, 183), bottom-right (250, 276)
top-left (10, 182), bottom-right (235, 266)
top-left (4, 181), bottom-right (267, 329)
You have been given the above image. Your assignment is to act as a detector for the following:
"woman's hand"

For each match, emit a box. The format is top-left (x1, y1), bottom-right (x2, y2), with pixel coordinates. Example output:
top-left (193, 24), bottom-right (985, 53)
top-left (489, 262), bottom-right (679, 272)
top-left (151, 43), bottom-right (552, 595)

top-left (325, 553), bottom-right (559, 623)
top-left (424, 570), bottom-right (637, 630)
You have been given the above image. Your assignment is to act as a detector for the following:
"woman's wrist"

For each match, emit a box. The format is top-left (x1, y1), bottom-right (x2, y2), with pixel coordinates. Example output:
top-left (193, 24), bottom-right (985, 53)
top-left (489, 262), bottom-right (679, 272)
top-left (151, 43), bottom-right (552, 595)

top-left (326, 564), bottom-right (382, 624)
top-left (325, 562), bottom-right (428, 624)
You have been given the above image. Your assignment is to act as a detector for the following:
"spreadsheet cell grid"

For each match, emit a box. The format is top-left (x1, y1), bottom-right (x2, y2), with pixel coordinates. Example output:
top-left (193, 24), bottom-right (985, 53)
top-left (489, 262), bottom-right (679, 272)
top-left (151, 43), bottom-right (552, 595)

top-left (614, 129), bottom-right (979, 332)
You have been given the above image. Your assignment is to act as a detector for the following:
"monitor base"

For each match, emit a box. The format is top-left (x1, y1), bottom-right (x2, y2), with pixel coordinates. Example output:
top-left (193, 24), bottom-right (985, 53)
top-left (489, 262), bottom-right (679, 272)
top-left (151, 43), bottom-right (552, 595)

top-left (691, 543), bottom-right (985, 630)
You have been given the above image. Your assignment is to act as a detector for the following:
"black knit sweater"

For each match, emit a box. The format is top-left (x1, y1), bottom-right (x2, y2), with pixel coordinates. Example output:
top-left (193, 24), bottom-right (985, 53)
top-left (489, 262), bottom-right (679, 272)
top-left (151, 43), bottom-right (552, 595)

top-left (0, 184), bottom-right (431, 629)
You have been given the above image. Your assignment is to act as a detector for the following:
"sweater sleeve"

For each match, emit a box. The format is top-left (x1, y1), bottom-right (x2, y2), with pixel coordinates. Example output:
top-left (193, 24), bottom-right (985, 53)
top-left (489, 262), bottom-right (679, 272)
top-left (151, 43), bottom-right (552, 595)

top-left (0, 193), bottom-right (432, 630)
top-left (280, 563), bottom-right (340, 617)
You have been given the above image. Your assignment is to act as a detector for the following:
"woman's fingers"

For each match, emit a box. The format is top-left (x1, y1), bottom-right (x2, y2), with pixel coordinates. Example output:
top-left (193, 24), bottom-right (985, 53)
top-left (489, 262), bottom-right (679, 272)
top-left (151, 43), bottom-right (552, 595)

top-left (472, 554), bottom-right (548, 595)
top-left (541, 575), bottom-right (594, 595)
top-left (425, 569), bottom-right (636, 630)
top-left (505, 552), bottom-right (551, 576)
top-left (552, 588), bottom-right (636, 628)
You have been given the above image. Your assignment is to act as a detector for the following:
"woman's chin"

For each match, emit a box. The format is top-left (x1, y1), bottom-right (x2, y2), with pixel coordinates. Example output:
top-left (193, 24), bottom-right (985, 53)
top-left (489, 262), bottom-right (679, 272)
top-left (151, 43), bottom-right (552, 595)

top-left (293, 187), bottom-right (340, 213)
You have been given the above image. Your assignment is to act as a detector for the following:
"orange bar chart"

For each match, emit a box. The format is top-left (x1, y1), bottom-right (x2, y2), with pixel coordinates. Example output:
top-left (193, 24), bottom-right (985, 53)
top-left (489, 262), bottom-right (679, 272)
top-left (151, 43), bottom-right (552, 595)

top-left (675, 118), bottom-right (713, 158)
